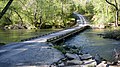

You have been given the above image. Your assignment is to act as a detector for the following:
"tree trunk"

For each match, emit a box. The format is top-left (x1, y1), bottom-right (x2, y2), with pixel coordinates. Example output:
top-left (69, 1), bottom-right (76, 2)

top-left (14, 9), bottom-right (23, 26)
top-left (0, 0), bottom-right (14, 19)
top-left (34, 8), bottom-right (38, 24)
top-left (39, 16), bottom-right (43, 29)
top-left (115, 10), bottom-right (119, 27)
top-left (105, 0), bottom-right (119, 27)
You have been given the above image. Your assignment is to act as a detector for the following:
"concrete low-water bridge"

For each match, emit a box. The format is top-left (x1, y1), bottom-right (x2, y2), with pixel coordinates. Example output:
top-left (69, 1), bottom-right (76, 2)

top-left (0, 13), bottom-right (90, 67)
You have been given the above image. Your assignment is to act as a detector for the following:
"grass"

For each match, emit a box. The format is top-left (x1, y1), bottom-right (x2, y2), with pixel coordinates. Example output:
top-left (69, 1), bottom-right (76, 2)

top-left (103, 27), bottom-right (120, 40)
top-left (53, 45), bottom-right (67, 54)
top-left (53, 45), bottom-right (81, 54)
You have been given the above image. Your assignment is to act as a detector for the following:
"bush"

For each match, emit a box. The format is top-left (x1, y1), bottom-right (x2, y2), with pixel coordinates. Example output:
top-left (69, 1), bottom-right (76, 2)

top-left (53, 45), bottom-right (81, 54)
top-left (53, 45), bottom-right (67, 54)
top-left (103, 28), bottom-right (120, 40)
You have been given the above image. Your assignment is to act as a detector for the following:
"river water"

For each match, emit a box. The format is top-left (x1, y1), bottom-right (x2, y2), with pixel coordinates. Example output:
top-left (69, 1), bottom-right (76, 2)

top-left (0, 29), bottom-right (60, 44)
top-left (0, 29), bottom-right (120, 62)
top-left (64, 29), bottom-right (120, 62)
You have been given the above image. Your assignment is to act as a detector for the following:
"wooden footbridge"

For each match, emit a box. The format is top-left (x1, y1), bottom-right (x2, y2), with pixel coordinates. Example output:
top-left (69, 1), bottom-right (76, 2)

top-left (0, 13), bottom-right (90, 66)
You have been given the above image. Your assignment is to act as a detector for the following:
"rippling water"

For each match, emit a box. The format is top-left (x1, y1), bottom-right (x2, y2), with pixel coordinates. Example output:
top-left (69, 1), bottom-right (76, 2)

top-left (64, 29), bottom-right (120, 62)
top-left (1, 29), bottom-right (120, 62)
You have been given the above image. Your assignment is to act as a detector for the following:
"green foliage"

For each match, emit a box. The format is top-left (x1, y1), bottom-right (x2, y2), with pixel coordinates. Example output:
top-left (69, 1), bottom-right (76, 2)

top-left (0, 0), bottom-right (120, 29)
top-left (91, 0), bottom-right (120, 25)
top-left (77, 5), bottom-right (86, 14)
top-left (53, 45), bottom-right (81, 54)
top-left (0, 0), bottom-right (81, 29)
top-left (53, 45), bottom-right (67, 54)
top-left (103, 27), bottom-right (120, 40)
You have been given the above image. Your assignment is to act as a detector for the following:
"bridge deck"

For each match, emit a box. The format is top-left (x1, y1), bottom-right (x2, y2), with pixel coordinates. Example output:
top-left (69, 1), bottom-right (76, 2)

top-left (25, 25), bottom-right (88, 43)
top-left (0, 24), bottom-right (89, 66)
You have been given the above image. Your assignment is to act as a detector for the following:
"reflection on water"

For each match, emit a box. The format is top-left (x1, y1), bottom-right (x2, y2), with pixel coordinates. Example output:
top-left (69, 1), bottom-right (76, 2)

top-left (0, 29), bottom-right (60, 44)
top-left (64, 29), bottom-right (120, 62)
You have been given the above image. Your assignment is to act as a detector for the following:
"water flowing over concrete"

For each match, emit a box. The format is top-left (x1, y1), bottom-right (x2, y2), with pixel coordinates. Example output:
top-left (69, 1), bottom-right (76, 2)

top-left (0, 42), bottom-right (64, 67)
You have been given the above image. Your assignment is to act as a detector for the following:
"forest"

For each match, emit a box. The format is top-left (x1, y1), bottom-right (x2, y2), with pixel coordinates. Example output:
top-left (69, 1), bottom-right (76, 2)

top-left (0, 0), bottom-right (120, 30)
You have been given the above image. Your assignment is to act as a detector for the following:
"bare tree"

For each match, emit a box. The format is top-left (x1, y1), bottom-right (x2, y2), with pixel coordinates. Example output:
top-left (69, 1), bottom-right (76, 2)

top-left (0, 0), bottom-right (14, 19)
top-left (105, 0), bottom-right (119, 27)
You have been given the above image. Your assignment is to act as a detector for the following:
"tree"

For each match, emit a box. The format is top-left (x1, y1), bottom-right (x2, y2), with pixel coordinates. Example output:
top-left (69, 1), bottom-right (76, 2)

top-left (0, 0), bottom-right (14, 19)
top-left (105, 0), bottom-right (119, 27)
top-left (0, 0), bottom-right (85, 29)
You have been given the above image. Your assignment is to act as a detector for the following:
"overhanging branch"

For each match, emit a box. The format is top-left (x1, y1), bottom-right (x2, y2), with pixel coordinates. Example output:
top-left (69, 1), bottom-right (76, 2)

top-left (0, 0), bottom-right (14, 19)
top-left (105, 0), bottom-right (118, 10)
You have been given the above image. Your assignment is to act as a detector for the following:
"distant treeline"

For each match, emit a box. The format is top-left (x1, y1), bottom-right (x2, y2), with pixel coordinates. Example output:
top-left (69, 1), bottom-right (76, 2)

top-left (0, 0), bottom-right (120, 29)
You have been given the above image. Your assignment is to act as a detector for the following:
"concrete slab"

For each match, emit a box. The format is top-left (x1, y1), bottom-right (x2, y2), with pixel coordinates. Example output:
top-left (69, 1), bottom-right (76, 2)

top-left (0, 42), bottom-right (64, 67)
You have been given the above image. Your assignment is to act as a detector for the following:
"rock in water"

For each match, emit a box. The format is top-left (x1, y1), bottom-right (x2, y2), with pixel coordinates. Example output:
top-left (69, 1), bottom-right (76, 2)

top-left (66, 60), bottom-right (83, 65)
top-left (80, 54), bottom-right (92, 60)
top-left (58, 62), bottom-right (65, 67)
top-left (82, 59), bottom-right (97, 67)
top-left (94, 54), bottom-right (102, 64)
top-left (97, 61), bottom-right (107, 67)
top-left (65, 53), bottom-right (80, 60)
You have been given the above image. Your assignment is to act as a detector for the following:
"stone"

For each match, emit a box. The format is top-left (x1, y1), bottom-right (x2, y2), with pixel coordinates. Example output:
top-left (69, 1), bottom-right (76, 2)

top-left (78, 51), bottom-right (83, 55)
top-left (109, 65), bottom-right (120, 67)
top-left (117, 61), bottom-right (120, 65)
top-left (82, 59), bottom-right (97, 67)
top-left (58, 62), bottom-right (65, 67)
top-left (66, 60), bottom-right (83, 65)
top-left (80, 54), bottom-right (92, 60)
top-left (97, 61), bottom-right (107, 67)
top-left (83, 59), bottom-right (96, 64)
top-left (64, 65), bottom-right (83, 67)
top-left (94, 54), bottom-right (102, 64)
top-left (65, 53), bottom-right (80, 60)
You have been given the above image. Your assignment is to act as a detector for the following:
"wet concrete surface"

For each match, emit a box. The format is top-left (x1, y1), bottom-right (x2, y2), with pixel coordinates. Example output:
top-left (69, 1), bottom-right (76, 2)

top-left (0, 42), bottom-right (64, 67)
top-left (0, 25), bottom-right (88, 67)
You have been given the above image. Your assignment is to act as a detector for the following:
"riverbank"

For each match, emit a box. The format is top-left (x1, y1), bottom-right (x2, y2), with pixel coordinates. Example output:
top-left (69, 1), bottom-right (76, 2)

top-left (102, 27), bottom-right (120, 40)
top-left (52, 28), bottom-right (120, 66)
top-left (57, 29), bottom-right (120, 62)
top-left (52, 43), bottom-right (120, 67)
top-left (52, 45), bottom-right (97, 67)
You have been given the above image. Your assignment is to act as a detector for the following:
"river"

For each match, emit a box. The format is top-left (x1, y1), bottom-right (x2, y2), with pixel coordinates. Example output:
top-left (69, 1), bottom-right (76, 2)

top-left (64, 29), bottom-right (120, 62)
top-left (0, 29), bottom-right (120, 62)
top-left (0, 29), bottom-right (61, 44)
